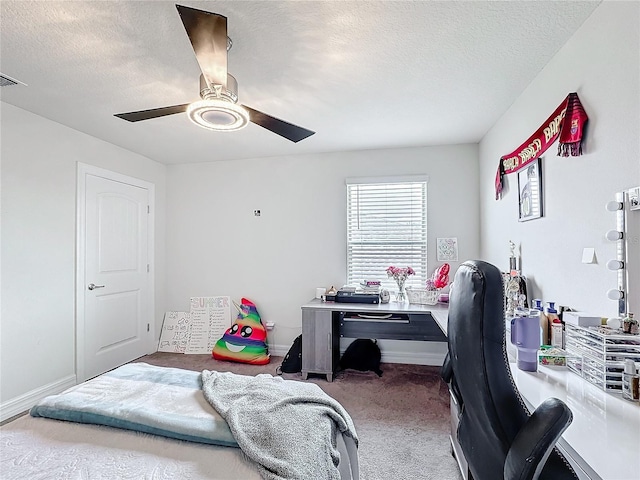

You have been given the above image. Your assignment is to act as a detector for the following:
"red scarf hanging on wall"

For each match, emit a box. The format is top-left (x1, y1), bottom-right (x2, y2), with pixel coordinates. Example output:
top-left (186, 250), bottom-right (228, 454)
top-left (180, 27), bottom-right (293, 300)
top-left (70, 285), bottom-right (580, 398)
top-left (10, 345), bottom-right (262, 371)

top-left (495, 92), bottom-right (588, 200)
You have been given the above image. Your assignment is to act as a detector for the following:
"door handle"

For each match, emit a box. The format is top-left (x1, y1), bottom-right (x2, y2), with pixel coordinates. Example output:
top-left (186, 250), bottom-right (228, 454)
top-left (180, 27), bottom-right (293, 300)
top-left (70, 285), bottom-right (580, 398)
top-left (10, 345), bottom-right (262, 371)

top-left (88, 283), bottom-right (105, 290)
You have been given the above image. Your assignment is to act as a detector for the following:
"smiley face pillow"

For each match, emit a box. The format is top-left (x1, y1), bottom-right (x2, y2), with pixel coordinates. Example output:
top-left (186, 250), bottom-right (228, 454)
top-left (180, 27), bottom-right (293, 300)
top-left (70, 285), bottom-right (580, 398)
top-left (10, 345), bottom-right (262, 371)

top-left (212, 298), bottom-right (270, 365)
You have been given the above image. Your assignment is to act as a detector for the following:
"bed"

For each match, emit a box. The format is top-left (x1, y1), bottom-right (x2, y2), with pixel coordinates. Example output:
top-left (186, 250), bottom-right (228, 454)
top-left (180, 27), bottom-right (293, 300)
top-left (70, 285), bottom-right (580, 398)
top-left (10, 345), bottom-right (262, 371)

top-left (0, 363), bottom-right (359, 480)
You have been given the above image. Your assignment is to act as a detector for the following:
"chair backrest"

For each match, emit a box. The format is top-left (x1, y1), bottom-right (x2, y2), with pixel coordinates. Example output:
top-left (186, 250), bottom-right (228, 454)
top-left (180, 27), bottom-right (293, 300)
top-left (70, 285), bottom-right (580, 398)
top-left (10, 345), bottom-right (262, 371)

top-left (447, 260), bottom-right (576, 480)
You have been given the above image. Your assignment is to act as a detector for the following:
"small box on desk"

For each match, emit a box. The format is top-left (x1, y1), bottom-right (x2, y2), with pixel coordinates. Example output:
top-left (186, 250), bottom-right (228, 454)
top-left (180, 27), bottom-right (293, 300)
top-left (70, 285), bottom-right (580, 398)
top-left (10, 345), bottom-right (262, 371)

top-left (538, 346), bottom-right (571, 367)
top-left (335, 291), bottom-right (379, 304)
top-left (562, 312), bottom-right (601, 327)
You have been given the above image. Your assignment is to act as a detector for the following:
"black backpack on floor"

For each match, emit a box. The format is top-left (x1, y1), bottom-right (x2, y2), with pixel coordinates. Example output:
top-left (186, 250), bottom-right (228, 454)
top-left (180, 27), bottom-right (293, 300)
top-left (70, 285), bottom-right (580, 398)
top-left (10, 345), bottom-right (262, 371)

top-left (339, 338), bottom-right (383, 377)
top-left (276, 335), bottom-right (302, 374)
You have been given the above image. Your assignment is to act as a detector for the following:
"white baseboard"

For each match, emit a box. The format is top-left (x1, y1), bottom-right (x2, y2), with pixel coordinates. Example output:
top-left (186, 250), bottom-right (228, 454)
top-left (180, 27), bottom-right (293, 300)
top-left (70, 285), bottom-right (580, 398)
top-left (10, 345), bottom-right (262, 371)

top-left (269, 344), bottom-right (446, 367)
top-left (0, 374), bottom-right (77, 423)
top-left (268, 344), bottom-right (291, 357)
top-left (380, 350), bottom-right (446, 366)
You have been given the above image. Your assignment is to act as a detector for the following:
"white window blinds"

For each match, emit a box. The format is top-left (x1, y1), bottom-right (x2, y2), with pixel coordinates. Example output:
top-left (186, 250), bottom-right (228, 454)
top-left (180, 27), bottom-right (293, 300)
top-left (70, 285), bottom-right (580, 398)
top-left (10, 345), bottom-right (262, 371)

top-left (346, 177), bottom-right (428, 291)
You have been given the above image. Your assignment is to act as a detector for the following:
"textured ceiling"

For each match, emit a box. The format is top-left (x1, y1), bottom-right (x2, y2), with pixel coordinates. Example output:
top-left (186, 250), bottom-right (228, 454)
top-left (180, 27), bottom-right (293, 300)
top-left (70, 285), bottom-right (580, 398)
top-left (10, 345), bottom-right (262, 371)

top-left (0, 1), bottom-right (600, 165)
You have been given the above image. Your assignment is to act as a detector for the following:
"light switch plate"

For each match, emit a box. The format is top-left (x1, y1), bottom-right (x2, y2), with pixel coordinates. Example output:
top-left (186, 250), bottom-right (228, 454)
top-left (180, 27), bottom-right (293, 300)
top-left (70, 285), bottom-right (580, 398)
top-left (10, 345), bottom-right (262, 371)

top-left (581, 247), bottom-right (596, 264)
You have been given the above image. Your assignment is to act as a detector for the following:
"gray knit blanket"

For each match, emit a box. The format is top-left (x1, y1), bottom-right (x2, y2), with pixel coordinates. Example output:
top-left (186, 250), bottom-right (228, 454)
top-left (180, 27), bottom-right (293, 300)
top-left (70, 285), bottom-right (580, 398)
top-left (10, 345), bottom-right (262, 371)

top-left (201, 370), bottom-right (359, 480)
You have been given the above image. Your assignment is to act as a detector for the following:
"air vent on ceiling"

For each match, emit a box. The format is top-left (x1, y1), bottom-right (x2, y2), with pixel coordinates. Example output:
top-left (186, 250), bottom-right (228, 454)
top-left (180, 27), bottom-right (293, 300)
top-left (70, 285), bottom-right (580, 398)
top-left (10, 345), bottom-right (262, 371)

top-left (0, 73), bottom-right (27, 87)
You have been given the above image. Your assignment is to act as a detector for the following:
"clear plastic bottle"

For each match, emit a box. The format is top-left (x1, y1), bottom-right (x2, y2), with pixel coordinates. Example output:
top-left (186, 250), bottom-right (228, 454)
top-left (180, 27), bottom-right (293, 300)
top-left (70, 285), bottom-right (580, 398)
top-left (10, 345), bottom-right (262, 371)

top-left (534, 299), bottom-right (549, 345)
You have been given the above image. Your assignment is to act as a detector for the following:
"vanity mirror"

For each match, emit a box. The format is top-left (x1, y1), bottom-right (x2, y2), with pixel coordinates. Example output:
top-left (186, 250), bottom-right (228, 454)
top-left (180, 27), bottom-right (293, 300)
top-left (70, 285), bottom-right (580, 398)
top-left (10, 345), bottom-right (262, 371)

top-left (606, 187), bottom-right (639, 315)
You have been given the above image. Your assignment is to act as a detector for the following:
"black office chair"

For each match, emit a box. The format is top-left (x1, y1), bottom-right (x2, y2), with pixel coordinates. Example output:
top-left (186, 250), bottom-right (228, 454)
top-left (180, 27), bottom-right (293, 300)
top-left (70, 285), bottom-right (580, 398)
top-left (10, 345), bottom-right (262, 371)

top-left (441, 260), bottom-right (577, 480)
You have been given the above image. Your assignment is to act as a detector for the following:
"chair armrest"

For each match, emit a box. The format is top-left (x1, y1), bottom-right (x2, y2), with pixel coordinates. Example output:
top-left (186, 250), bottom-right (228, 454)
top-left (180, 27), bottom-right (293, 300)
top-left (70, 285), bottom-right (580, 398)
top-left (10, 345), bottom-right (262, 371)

top-left (441, 352), bottom-right (452, 383)
top-left (440, 352), bottom-right (463, 410)
top-left (504, 397), bottom-right (573, 480)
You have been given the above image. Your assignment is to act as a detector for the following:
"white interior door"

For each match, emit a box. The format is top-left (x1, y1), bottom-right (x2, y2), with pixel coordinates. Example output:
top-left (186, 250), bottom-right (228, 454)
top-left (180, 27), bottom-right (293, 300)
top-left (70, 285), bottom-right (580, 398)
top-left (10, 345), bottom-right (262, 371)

top-left (77, 165), bottom-right (154, 381)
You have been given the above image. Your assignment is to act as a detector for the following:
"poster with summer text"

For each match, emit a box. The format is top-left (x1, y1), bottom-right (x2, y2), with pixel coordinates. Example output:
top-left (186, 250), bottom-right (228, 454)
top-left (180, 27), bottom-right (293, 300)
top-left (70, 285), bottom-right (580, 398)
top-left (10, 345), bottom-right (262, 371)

top-left (185, 296), bottom-right (232, 354)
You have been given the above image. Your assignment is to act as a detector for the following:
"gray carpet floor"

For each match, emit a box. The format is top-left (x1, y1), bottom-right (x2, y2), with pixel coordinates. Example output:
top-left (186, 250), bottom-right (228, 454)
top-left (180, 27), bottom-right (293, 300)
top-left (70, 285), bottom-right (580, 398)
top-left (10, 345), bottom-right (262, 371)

top-left (134, 352), bottom-right (462, 480)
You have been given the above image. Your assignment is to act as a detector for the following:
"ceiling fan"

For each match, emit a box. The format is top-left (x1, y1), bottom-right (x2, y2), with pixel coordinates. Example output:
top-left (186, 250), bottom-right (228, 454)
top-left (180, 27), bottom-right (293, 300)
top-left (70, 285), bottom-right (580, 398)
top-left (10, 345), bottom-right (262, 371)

top-left (114, 4), bottom-right (315, 143)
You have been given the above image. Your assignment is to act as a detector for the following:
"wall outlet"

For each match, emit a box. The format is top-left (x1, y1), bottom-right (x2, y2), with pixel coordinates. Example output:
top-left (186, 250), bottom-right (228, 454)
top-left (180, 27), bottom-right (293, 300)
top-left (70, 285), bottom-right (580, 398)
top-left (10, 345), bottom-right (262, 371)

top-left (265, 321), bottom-right (275, 330)
top-left (254, 209), bottom-right (261, 216)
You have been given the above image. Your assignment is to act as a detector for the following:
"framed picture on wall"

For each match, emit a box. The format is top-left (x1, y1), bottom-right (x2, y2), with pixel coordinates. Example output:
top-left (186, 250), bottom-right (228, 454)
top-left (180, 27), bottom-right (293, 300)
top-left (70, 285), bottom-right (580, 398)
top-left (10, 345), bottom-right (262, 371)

top-left (518, 158), bottom-right (543, 222)
top-left (437, 237), bottom-right (459, 262)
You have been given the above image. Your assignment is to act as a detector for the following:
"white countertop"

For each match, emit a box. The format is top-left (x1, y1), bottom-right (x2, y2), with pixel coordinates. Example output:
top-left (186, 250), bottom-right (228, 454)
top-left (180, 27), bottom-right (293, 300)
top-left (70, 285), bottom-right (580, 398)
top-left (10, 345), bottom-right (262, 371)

top-left (510, 363), bottom-right (640, 480)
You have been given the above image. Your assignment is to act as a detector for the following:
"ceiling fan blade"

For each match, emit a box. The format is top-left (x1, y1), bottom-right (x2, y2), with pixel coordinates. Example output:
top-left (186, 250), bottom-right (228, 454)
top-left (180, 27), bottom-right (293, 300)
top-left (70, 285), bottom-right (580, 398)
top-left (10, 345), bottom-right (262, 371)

top-left (242, 105), bottom-right (315, 143)
top-left (114, 104), bottom-right (190, 122)
top-left (176, 5), bottom-right (228, 90)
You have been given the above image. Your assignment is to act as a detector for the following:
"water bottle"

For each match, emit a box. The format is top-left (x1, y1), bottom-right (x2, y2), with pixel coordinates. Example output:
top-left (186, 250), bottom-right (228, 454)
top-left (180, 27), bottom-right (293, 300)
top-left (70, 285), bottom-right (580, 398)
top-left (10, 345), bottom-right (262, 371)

top-left (511, 309), bottom-right (541, 372)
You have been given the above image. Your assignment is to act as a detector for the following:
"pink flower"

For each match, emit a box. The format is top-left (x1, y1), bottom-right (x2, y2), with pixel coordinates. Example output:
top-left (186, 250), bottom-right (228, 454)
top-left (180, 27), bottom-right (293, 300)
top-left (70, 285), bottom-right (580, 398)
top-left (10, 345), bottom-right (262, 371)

top-left (386, 266), bottom-right (415, 281)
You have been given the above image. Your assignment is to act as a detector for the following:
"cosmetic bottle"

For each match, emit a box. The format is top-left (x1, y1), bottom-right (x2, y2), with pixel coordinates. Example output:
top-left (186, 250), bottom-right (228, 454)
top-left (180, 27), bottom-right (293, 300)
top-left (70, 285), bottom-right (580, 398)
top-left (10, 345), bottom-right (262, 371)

top-left (547, 302), bottom-right (563, 348)
top-left (622, 359), bottom-right (639, 402)
top-left (534, 299), bottom-right (549, 345)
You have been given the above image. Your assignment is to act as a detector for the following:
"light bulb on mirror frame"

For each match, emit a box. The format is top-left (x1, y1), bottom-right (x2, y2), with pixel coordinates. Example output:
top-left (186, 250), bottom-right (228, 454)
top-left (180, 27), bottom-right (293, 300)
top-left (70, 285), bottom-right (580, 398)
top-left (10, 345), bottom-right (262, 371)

top-left (606, 317), bottom-right (622, 329)
top-left (606, 259), bottom-right (624, 270)
top-left (605, 230), bottom-right (623, 241)
top-left (605, 200), bottom-right (623, 212)
top-left (607, 289), bottom-right (624, 300)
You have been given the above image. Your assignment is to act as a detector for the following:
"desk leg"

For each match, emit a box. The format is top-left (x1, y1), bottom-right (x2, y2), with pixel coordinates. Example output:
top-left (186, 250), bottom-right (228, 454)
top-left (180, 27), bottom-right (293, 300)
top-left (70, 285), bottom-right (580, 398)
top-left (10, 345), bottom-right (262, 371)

top-left (302, 372), bottom-right (308, 380)
top-left (326, 373), bottom-right (333, 382)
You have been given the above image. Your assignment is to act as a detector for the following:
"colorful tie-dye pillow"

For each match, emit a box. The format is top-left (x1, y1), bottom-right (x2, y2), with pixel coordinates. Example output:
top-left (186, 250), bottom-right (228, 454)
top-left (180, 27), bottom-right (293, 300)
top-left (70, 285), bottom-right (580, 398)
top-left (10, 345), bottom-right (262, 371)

top-left (212, 298), bottom-right (270, 365)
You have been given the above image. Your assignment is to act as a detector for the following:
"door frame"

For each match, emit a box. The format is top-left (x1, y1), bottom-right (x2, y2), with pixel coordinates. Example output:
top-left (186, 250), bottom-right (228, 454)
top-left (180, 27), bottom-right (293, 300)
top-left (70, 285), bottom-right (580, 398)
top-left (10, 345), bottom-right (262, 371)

top-left (76, 162), bottom-right (156, 382)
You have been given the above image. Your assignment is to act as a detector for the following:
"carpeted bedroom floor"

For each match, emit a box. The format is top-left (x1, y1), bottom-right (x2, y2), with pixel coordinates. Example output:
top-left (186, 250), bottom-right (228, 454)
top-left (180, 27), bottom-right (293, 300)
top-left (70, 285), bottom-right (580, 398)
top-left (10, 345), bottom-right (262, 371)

top-left (134, 352), bottom-right (462, 480)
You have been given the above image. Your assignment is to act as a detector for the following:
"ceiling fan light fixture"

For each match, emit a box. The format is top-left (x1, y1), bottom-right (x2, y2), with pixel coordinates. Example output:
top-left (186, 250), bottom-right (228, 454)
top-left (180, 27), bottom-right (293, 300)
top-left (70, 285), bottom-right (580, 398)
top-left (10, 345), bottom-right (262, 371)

top-left (187, 99), bottom-right (249, 131)
top-left (115, 7), bottom-right (314, 141)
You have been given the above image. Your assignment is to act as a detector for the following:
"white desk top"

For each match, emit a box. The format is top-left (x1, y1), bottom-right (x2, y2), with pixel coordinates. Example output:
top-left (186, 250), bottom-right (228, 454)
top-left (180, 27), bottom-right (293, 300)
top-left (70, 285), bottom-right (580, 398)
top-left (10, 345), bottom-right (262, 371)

top-left (510, 363), bottom-right (640, 480)
top-left (301, 298), bottom-right (450, 327)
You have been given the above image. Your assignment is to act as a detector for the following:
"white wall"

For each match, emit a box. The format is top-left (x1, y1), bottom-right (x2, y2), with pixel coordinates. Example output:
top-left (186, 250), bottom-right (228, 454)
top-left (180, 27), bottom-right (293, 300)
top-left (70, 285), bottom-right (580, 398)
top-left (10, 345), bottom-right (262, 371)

top-left (0, 102), bottom-right (166, 410)
top-left (479, 1), bottom-right (640, 318)
top-left (165, 144), bottom-right (479, 361)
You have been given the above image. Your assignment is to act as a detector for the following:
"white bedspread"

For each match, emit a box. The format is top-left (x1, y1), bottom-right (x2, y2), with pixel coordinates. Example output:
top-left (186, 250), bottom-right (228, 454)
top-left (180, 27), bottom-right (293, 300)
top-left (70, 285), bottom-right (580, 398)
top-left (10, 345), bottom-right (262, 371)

top-left (2, 363), bottom-right (358, 479)
top-left (0, 414), bottom-right (261, 479)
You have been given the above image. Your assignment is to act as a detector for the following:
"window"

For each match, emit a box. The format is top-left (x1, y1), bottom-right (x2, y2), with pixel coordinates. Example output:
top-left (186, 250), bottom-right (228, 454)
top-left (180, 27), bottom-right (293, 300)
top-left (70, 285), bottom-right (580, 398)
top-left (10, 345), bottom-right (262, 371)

top-left (346, 176), bottom-right (428, 292)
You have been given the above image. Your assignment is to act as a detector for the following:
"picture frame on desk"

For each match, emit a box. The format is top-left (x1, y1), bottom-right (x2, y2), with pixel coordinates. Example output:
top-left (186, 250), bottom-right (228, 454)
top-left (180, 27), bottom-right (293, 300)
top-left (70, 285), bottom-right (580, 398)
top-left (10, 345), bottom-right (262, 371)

top-left (518, 158), bottom-right (543, 222)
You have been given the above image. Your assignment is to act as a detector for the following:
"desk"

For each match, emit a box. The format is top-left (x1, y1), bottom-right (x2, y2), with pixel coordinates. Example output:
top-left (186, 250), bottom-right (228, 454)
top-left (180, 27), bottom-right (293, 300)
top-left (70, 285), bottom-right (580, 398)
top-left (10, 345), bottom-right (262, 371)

top-left (436, 316), bottom-right (640, 480)
top-left (300, 299), bottom-right (449, 381)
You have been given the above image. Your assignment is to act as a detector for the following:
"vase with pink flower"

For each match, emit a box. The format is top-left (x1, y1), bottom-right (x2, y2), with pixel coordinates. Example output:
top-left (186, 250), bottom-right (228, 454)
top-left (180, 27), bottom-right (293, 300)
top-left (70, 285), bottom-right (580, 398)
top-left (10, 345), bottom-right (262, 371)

top-left (386, 266), bottom-right (415, 302)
